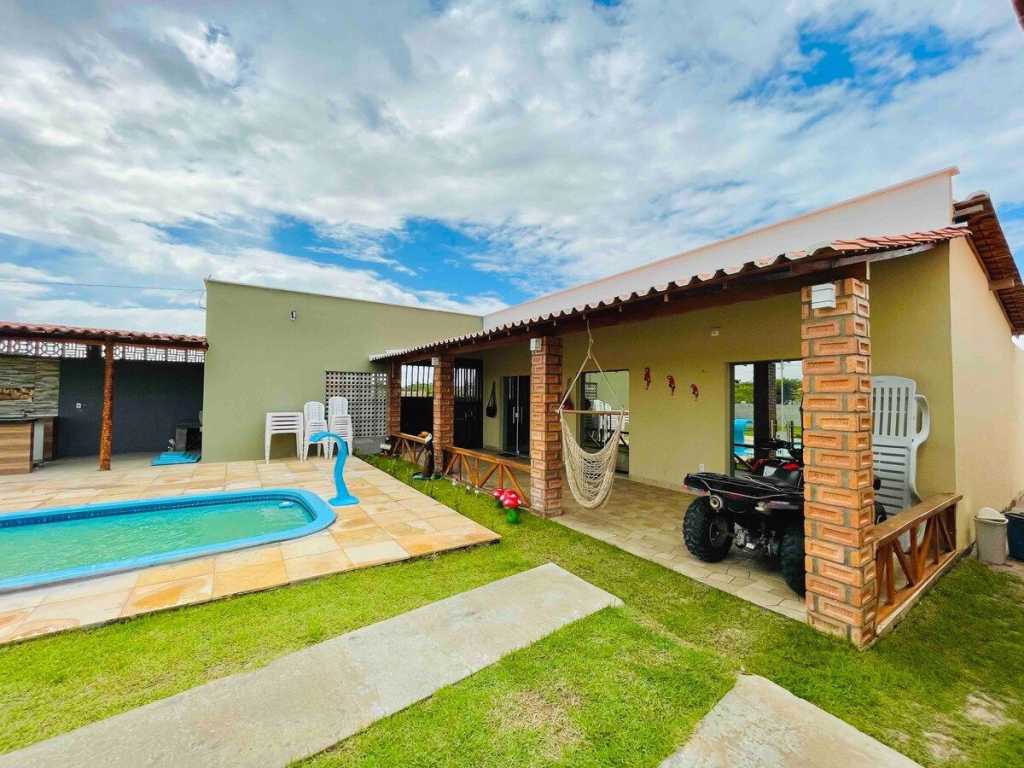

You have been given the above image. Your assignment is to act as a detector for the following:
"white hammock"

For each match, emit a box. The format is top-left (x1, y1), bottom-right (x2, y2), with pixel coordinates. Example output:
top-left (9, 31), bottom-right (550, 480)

top-left (559, 325), bottom-right (626, 509)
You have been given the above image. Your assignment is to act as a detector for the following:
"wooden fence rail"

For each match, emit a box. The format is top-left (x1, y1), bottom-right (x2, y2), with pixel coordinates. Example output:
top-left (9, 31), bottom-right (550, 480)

top-left (388, 431), bottom-right (432, 469)
top-left (874, 492), bottom-right (961, 630)
top-left (441, 445), bottom-right (531, 508)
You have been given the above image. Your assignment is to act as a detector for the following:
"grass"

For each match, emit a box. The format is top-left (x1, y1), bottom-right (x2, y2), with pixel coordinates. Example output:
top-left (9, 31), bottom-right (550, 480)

top-left (2, 455), bottom-right (1024, 766)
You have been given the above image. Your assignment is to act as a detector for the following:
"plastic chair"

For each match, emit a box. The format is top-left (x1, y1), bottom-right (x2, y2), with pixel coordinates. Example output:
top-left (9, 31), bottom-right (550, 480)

top-left (872, 376), bottom-right (930, 512)
top-left (328, 396), bottom-right (348, 420)
top-left (265, 412), bottom-right (303, 464)
top-left (328, 413), bottom-right (354, 459)
top-left (302, 401), bottom-right (329, 461)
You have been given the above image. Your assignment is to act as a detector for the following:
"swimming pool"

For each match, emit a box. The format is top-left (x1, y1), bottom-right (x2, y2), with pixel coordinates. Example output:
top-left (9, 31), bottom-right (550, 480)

top-left (0, 489), bottom-right (336, 592)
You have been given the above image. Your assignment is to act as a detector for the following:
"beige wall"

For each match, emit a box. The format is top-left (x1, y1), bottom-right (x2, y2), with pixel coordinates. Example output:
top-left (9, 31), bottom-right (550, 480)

top-left (479, 344), bottom-right (531, 451)
top-left (203, 281), bottom-right (481, 462)
top-left (948, 237), bottom-right (1024, 545)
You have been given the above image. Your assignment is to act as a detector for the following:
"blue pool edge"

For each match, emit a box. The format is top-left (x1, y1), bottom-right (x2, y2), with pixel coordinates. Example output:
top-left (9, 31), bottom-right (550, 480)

top-left (0, 488), bottom-right (337, 593)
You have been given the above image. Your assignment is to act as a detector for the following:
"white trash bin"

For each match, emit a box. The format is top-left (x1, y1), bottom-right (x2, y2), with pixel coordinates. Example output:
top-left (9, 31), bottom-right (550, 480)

top-left (976, 507), bottom-right (1008, 565)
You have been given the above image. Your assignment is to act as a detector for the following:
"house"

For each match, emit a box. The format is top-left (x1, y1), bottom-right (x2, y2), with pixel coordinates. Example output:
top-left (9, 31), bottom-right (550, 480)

top-left (2, 166), bottom-right (1020, 647)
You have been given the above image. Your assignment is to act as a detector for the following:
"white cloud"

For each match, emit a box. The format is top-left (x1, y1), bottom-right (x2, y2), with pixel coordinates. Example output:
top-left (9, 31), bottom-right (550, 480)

top-left (0, 0), bottom-right (1020, 333)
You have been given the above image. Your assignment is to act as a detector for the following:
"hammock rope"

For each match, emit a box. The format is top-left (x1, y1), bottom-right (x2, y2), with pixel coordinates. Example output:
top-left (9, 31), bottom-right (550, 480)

top-left (558, 322), bottom-right (626, 509)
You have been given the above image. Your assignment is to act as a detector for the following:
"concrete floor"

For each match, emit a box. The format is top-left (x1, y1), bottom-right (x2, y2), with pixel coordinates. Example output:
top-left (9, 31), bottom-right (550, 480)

top-left (555, 476), bottom-right (807, 622)
top-left (0, 454), bottom-right (499, 644)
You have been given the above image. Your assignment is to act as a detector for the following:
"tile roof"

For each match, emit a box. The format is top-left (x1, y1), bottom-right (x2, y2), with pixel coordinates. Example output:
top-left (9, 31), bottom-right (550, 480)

top-left (953, 193), bottom-right (1024, 334)
top-left (0, 321), bottom-right (208, 348)
top-left (369, 225), bottom-right (970, 361)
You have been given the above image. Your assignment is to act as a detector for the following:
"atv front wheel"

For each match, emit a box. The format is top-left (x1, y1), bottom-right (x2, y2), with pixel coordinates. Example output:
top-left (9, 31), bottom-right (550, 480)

top-left (780, 523), bottom-right (806, 595)
top-left (683, 497), bottom-right (733, 562)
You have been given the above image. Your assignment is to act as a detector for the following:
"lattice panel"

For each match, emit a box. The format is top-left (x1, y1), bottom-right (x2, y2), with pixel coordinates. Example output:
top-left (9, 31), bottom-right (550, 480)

top-left (112, 345), bottom-right (205, 363)
top-left (0, 339), bottom-right (88, 358)
top-left (325, 371), bottom-right (388, 438)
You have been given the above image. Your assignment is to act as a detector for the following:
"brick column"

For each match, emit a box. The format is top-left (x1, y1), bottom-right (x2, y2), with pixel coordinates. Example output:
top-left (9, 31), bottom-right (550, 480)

top-left (801, 277), bottom-right (876, 646)
top-left (387, 361), bottom-right (402, 437)
top-left (432, 355), bottom-right (454, 473)
top-left (530, 337), bottom-right (563, 517)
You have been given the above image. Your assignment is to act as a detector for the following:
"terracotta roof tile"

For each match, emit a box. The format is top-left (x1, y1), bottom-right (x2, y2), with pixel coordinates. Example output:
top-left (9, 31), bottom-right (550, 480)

top-left (0, 321), bottom-right (207, 348)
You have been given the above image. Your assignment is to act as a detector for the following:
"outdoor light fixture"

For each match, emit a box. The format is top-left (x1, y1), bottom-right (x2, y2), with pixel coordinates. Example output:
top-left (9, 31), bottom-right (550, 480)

top-left (529, 338), bottom-right (543, 352)
top-left (810, 283), bottom-right (837, 310)
top-left (431, 356), bottom-right (441, 367)
top-left (288, 310), bottom-right (298, 321)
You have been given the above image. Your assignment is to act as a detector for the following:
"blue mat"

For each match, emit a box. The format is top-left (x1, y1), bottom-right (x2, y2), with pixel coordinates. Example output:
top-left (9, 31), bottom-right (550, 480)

top-left (151, 451), bottom-right (201, 466)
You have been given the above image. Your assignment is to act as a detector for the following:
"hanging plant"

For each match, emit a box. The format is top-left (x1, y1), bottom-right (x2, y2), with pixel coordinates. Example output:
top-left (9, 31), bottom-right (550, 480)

top-left (643, 367), bottom-right (652, 390)
top-left (666, 374), bottom-right (677, 396)
top-left (485, 382), bottom-right (497, 418)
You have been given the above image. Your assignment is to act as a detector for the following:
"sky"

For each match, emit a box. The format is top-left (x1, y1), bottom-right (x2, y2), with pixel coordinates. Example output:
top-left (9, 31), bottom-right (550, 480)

top-left (0, 0), bottom-right (1021, 335)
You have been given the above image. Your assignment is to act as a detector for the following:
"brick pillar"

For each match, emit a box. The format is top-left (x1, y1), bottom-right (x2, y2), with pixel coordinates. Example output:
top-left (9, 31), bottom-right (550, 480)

top-left (432, 355), bottom-right (454, 472)
top-left (801, 277), bottom-right (876, 647)
top-left (530, 337), bottom-right (563, 517)
top-left (387, 361), bottom-right (402, 437)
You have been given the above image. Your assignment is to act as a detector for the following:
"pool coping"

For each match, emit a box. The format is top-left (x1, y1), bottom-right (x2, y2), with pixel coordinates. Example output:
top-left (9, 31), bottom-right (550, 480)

top-left (0, 489), bottom-right (336, 593)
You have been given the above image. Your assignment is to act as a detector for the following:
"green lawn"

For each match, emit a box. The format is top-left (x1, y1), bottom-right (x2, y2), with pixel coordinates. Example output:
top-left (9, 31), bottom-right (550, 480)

top-left (2, 456), bottom-right (1023, 766)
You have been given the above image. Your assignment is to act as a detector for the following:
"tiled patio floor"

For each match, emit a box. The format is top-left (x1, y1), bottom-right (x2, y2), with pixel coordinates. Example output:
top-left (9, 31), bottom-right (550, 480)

top-left (0, 454), bottom-right (499, 645)
top-left (555, 477), bottom-right (807, 622)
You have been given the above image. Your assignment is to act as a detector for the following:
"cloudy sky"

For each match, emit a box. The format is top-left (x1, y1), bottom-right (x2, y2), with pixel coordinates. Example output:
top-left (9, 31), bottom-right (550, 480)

top-left (0, 0), bottom-right (1021, 335)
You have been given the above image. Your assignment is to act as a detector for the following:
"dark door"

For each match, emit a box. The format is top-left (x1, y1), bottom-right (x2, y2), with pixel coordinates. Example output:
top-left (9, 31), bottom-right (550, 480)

top-left (502, 375), bottom-right (530, 456)
top-left (453, 360), bottom-right (483, 449)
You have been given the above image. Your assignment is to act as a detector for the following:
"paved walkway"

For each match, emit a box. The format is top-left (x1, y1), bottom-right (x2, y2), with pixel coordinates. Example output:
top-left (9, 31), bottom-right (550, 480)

top-left (0, 455), bottom-right (498, 644)
top-left (0, 563), bottom-right (621, 768)
top-left (661, 675), bottom-right (922, 768)
top-left (556, 477), bottom-right (806, 621)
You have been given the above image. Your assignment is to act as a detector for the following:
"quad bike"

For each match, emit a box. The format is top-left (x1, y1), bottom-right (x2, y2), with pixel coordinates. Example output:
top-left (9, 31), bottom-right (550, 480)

top-left (682, 438), bottom-right (886, 595)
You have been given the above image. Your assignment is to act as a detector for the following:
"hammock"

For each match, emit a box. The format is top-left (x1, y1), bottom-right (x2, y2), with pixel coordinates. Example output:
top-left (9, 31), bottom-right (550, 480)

top-left (559, 324), bottom-right (626, 509)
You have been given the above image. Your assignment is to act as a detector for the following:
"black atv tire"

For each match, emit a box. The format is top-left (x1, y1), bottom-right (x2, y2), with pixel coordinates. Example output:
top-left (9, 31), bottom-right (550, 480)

top-left (780, 523), bottom-right (806, 596)
top-left (683, 497), bottom-right (733, 562)
top-left (874, 501), bottom-right (888, 524)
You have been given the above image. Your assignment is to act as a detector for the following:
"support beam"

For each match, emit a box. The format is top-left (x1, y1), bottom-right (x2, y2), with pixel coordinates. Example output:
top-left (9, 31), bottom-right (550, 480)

top-left (387, 360), bottom-right (402, 437)
top-left (99, 343), bottom-right (115, 471)
top-left (529, 337), bottom-right (563, 517)
top-left (431, 354), bottom-right (454, 472)
top-left (801, 277), bottom-right (877, 647)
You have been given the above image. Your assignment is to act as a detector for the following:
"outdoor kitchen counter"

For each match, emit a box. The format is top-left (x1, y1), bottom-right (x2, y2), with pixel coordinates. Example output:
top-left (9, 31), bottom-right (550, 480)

top-left (0, 416), bottom-right (55, 475)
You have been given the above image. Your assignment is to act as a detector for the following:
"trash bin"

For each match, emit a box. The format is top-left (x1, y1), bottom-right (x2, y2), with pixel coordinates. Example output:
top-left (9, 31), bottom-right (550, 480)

top-left (976, 507), bottom-right (1008, 565)
top-left (1006, 510), bottom-right (1024, 561)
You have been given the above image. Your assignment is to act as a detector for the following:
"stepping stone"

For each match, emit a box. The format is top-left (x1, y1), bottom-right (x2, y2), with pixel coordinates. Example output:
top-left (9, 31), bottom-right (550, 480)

top-left (660, 674), bottom-right (921, 768)
top-left (0, 563), bottom-right (620, 768)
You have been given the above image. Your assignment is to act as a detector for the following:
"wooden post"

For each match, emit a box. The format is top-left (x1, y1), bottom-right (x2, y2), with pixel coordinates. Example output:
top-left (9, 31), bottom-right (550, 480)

top-left (388, 360), bottom-right (402, 437)
top-left (99, 343), bottom-right (115, 471)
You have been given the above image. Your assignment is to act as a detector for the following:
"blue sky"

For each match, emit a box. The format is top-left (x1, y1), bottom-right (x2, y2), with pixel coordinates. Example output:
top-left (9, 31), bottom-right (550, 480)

top-left (0, 1), bottom-right (1020, 334)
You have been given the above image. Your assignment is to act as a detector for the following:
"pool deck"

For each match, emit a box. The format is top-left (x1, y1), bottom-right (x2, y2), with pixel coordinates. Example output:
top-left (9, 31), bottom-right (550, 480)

top-left (0, 455), bottom-right (499, 645)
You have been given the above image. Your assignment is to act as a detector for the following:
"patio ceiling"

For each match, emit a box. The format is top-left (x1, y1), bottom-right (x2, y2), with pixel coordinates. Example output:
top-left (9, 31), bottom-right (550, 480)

top-left (371, 225), bottom-right (979, 362)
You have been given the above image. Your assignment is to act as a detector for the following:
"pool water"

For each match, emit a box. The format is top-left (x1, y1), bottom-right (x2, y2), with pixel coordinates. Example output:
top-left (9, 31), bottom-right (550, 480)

top-left (0, 490), bottom-right (335, 591)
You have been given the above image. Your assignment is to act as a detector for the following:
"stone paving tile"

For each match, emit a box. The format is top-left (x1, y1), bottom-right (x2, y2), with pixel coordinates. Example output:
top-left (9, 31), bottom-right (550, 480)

top-left (0, 454), bottom-right (499, 645)
top-left (554, 475), bottom-right (807, 622)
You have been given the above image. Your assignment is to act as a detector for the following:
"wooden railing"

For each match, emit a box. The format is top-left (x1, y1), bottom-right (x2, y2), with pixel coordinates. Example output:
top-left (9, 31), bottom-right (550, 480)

top-left (441, 446), bottom-right (531, 508)
top-left (388, 432), bottom-right (432, 469)
top-left (874, 493), bottom-right (961, 629)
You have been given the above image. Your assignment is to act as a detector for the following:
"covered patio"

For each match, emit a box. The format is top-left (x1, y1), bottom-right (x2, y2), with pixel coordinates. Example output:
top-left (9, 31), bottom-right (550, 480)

top-left (374, 187), bottom-right (1024, 646)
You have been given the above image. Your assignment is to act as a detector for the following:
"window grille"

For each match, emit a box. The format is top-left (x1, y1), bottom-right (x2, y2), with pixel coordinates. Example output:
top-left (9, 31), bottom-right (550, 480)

top-left (324, 371), bottom-right (388, 438)
top-left (400, 363), bottom-right (433, 398)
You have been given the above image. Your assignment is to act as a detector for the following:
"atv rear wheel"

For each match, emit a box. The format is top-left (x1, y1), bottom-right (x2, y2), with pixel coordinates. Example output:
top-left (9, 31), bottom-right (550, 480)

top-left (780, 523), bottom-right (806, 595)
top-left (683, 497), bottom-right (733, 562)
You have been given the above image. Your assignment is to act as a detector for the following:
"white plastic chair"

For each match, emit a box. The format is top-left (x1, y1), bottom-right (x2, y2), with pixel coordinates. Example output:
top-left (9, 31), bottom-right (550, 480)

top-left (265, 412), bottom-right (303, 464)
top-left (302, 401), bottom-right (329, 461)
top-left (872, 376), bottom-right (930, 512)
top-left (328, 413), bottom-right (354, 459)
top-left (328, 396), bottom-right (348, 420)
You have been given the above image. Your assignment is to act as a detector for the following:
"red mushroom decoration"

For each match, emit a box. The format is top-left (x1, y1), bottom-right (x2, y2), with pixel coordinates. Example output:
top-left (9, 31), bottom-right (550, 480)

top-left (690, 383), bottom-right (700, 399)
top-left (666, 374), bottom-right (676, 396)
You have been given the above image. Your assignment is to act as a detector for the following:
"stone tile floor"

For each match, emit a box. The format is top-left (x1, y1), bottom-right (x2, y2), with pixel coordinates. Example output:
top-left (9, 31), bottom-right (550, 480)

top-left (555, 476), bottom-right (807, 621)
top-left (0, 454), bottom-right (499, 645)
